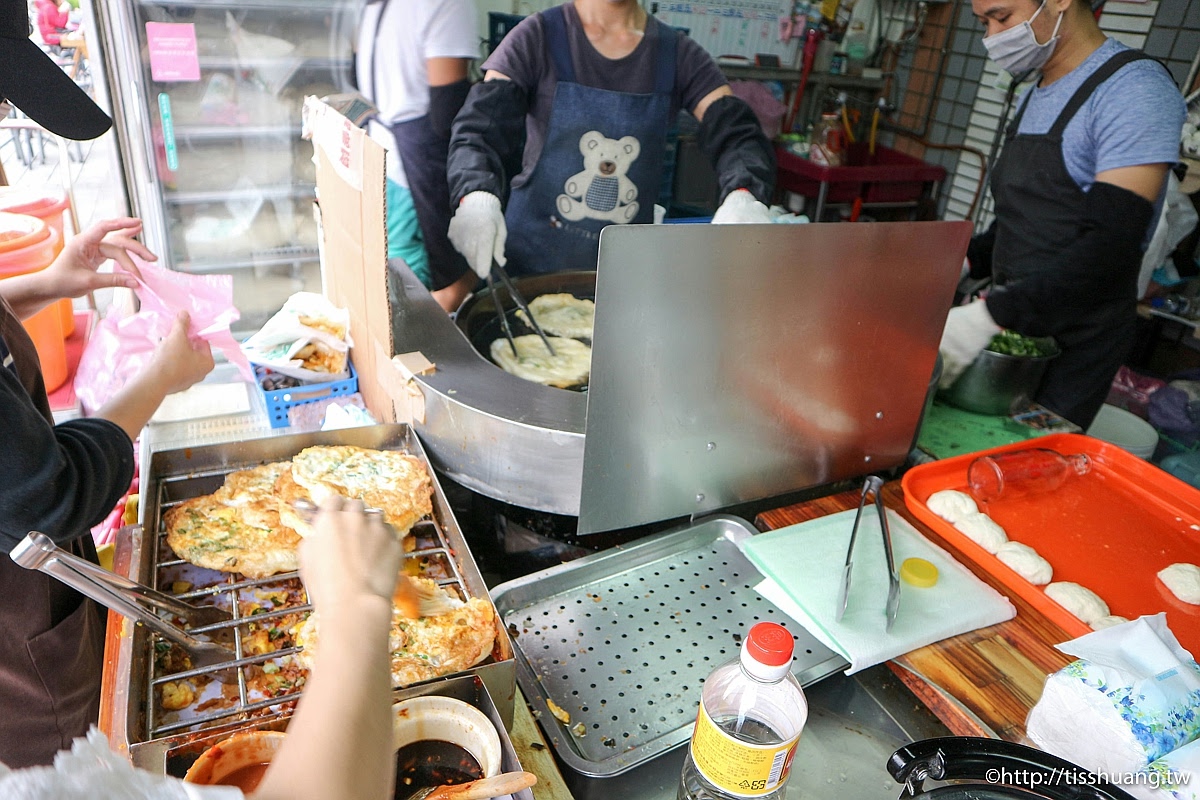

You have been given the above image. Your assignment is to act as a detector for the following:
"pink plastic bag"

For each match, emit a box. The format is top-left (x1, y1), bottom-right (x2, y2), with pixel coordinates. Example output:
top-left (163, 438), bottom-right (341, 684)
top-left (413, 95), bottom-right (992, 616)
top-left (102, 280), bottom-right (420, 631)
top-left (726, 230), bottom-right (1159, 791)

top-left (76, 256), bottom-right (253, 414)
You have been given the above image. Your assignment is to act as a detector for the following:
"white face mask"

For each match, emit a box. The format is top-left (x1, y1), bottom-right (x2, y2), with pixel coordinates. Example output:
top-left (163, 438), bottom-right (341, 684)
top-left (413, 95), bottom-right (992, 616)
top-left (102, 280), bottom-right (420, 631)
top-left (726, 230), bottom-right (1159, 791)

top-left (982, 0), bottom-right (1064, 74)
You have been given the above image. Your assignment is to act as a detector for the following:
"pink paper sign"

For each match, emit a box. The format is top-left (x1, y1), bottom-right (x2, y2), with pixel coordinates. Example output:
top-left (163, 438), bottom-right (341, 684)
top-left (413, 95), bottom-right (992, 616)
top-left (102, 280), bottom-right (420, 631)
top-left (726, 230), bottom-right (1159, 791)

top-left (146, 22), bottom-right (200, 82)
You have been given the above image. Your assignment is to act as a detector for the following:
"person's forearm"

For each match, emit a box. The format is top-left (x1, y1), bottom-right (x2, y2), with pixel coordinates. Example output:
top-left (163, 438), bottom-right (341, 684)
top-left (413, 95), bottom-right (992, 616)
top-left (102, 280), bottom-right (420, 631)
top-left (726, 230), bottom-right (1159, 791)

top-left (698, 95), bottom-right (775, 205)
top-left (966, 220), bottom-right (997, 281)
top-left (255, 598), bottom-right (394, 800)
top-left (448, 79), bottom-right (529, 205)
top-left (986, 182), bottom-right (1154, 336)
top-left (0, 271), bottom-right (59, 320)
top-left (95, 364), bottom-right (179, 441)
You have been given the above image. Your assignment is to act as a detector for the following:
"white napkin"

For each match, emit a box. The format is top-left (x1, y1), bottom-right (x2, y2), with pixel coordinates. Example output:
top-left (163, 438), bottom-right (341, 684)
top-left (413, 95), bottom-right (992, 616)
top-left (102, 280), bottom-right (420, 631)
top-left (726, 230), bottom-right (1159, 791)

top-left (1028, 613), bottom-right (1200, 774)
top-left (742, 508), bottom-right (1015, 674)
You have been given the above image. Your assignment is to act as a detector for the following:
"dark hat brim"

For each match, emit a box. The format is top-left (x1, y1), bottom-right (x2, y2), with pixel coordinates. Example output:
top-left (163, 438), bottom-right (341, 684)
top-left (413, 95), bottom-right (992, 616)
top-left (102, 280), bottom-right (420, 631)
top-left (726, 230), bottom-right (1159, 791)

top-left (0, 34), bottom-right (111, 140)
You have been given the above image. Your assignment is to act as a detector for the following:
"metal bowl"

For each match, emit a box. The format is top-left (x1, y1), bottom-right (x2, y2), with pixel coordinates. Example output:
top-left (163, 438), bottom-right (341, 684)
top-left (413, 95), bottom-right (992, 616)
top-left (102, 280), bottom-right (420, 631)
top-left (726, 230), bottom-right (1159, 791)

top-left (940, 346), bottom-right (1058, 416)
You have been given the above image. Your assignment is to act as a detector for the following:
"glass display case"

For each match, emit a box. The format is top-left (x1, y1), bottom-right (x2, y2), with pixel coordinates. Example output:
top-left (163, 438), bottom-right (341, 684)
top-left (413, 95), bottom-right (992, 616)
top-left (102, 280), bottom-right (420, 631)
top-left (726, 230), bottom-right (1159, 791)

top-left (91, 0), bottom-right (356, 332)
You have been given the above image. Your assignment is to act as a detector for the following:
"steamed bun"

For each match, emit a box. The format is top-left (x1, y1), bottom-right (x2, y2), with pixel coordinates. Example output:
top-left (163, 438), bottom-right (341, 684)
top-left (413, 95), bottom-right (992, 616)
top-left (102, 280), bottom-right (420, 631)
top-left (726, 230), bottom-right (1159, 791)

top-left (1158, 563), bottom-right (1200, 605)
top-left (995, 541), bottom-right (1052, 585)
top-left (1045, 582), bottom-right (1109, 625)
top-left (926, 490), bottom-right (979, 524)
top-left (953, 512), bottom-right (1008, 554)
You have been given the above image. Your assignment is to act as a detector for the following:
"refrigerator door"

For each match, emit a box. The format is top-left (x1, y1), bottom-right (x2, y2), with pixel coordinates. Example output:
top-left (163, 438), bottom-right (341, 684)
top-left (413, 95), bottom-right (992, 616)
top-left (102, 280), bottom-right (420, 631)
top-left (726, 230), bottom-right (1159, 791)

top-left (93, 0), bottom-right (357, 332)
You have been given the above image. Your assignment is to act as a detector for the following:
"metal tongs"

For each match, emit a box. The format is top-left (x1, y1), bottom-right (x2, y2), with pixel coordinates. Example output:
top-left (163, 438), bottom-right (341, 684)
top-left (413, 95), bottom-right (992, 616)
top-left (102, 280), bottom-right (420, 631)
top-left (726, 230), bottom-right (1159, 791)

top-left (11, 531), bottom-right (236, 669)
top-left (836, 475), bottom-right (901, 632)
top-left (489, 259), bottom-right (555, 358)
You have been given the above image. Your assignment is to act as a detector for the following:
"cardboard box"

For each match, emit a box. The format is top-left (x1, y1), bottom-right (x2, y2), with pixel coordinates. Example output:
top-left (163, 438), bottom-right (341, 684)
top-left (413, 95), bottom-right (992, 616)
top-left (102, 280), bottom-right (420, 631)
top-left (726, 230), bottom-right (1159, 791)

top-left (304, 97), bottom-right (403, 422)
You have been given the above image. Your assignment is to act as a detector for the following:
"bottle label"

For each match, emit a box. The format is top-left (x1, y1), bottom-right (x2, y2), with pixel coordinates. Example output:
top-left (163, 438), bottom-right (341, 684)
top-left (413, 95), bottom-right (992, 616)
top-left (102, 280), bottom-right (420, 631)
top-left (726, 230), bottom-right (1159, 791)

top-left (689, 703), bottom-right (801, 797)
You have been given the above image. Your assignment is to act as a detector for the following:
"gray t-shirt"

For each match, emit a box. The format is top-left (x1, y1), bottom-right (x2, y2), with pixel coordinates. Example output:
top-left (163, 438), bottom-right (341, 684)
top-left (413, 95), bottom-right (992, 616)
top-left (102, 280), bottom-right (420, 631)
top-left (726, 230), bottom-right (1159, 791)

top-left (482, 3), bottom-right (727, 182)
top-left (1015, 38), bottom-right (1184, 194)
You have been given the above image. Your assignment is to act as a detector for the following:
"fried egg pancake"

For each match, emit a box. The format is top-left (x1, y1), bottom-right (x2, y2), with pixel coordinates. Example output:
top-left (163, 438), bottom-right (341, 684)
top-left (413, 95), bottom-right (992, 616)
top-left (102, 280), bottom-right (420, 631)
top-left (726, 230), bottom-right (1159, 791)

top-left (489, 335), bottom-right (591, 388)
top-left (164, 493), bottom-right (301, 579)
top-left (288, 446), bottom-right (433, 535)
top-left (515, 293), bottom-right (595, 339)
top-left (294, 579), bottom-right (495, 687)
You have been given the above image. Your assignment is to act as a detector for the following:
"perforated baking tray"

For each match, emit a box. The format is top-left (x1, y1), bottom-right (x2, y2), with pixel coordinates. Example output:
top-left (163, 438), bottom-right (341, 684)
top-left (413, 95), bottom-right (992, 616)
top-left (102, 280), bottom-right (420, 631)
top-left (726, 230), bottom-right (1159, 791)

top-left (489, 515), bottom-right (846, 781)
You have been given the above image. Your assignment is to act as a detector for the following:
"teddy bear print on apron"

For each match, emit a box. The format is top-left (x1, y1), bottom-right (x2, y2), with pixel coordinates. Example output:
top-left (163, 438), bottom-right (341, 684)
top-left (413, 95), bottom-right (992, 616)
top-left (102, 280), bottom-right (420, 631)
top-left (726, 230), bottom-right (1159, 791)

top-left (502, 4), bottom-right (676, 275)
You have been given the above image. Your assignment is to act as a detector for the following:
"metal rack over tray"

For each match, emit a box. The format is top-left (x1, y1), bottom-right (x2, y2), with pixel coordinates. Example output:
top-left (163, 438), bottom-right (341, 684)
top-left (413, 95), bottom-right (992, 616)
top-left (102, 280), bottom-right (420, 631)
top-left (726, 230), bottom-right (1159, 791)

top-left (101, 424), bottom-right (513, 772)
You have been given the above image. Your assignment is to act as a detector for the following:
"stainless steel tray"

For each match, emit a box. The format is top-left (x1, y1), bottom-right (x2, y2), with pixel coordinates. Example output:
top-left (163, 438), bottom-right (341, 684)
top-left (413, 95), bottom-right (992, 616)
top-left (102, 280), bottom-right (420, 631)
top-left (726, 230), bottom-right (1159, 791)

top-left (105, 424), bottom-right (514, 770)
top-left (490, 515), bottom-right (847, 781)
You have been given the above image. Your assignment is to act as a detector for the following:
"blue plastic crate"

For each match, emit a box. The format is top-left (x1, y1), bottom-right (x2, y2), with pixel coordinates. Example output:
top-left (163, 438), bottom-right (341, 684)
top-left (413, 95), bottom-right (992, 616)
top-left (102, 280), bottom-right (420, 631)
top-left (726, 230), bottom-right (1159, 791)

top-left (254, 362), bottom-right (358, 429)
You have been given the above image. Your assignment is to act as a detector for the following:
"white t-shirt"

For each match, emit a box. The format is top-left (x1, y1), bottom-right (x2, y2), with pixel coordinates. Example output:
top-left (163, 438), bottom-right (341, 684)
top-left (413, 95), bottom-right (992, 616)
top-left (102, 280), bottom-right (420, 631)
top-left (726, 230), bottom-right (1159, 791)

top-left (357, 0), bottom-right (478, 185)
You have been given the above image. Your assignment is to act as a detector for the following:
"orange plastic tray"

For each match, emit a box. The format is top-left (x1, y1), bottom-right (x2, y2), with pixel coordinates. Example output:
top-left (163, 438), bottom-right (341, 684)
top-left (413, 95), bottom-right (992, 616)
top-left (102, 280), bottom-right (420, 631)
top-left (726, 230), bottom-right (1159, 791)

top-left (902, 433), bottom-right (1200, 655)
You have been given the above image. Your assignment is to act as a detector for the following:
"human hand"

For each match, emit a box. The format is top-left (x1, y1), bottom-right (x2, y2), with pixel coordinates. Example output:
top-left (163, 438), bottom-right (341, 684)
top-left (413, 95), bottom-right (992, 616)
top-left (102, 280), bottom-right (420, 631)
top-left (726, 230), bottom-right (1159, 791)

top-left (938, 299), bottom-right (1001, 389)
top-left (711, 189), bottom-right (772, 224)
top-left (146, 311), bottom-right (214, 395)
top-left (44, 217), bottom-right (155, 299)
top-left (298, 496), bottom-right (402, 616)
top-left (448, 191), bottom-right (507, 279)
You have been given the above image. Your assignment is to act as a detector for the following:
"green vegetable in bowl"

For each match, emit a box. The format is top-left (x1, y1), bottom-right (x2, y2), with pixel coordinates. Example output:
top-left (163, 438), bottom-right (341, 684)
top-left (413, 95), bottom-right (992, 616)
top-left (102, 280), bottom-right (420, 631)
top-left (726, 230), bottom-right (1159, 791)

top-left (986, 330), bottom-right (1058, 358)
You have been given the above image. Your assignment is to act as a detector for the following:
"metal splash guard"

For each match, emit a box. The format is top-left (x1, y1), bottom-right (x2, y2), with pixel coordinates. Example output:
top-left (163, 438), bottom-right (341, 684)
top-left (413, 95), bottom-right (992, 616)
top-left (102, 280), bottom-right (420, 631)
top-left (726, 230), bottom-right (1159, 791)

top-left (578, 221), bottom-right (971, 535)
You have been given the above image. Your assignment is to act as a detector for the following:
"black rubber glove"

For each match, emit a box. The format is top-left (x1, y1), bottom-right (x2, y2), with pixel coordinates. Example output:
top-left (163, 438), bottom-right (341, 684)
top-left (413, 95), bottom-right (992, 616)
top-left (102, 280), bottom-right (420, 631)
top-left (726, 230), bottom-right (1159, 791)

top-left (448, 79), bottom-right (529, 206)
top-left (697, 94), bottom-right (775, 205)
top-left (428, 78), bottom-right (470, 141)
top-left (985, 181), bottom-right (1155, 337)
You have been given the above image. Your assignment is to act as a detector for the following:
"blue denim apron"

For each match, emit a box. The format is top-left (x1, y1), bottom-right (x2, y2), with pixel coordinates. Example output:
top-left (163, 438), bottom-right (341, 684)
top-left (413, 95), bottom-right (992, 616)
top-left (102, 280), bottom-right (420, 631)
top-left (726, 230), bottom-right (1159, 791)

top-left (503, 5), bottom-right (676, 275)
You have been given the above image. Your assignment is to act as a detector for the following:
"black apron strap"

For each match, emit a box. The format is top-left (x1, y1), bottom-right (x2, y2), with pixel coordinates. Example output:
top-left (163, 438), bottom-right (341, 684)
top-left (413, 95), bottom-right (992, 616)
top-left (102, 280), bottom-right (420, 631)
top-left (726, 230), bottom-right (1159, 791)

top-left (1005, 90), bottom-right (1035, 141)
top-left (1047, 49), bottom-right (1156, 136)
top-left (363, 0), bottom-right (392, 107)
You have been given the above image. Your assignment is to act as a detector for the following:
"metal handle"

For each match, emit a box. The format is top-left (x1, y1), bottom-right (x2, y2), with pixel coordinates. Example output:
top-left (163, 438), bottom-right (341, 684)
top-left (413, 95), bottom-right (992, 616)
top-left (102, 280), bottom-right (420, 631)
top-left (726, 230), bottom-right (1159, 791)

top-left (837, 476), bottom-right (901, 631)
top-left (11, 533), bottom-right (232, 658)
top-left (68, 536), bottom-right (218, 620)
top-left (486, 271), bottom-right (520, 357)
top-left (875, 485), bottom-right (901, 633)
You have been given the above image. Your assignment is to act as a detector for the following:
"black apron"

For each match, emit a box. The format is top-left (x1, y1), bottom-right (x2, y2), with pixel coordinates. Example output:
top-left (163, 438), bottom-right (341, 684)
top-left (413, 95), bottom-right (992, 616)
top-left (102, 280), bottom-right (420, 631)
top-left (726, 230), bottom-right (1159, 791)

top-left (990, 49), bottom-right (1154, 429)
top-left (0, 298), bottom-right (105, 768)
top-left (363, 0), bottom-right (471, 290)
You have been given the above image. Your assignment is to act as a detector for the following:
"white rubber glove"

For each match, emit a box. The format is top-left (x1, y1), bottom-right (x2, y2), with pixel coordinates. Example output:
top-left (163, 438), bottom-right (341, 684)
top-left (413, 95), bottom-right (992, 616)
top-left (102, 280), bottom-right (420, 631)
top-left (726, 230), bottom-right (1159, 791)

top-left (938, 299), bottom-right (1002, 389)
top-left (711, 189), bottom-right (773, 225)
top-left (448, 191), bottom-right (507, 279)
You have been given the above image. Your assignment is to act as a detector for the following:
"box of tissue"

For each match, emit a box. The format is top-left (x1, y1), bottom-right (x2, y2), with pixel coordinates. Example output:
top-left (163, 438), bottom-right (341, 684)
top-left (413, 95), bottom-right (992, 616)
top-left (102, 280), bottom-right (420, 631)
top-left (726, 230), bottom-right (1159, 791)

top-left (1027, 614), bottom-right (1200, 775)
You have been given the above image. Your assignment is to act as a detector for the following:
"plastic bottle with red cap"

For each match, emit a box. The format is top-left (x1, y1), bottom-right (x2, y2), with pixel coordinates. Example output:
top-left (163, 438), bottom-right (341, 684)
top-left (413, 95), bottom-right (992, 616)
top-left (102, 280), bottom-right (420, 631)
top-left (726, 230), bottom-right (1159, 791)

top-left (678, 622), bottom-right (809, 800)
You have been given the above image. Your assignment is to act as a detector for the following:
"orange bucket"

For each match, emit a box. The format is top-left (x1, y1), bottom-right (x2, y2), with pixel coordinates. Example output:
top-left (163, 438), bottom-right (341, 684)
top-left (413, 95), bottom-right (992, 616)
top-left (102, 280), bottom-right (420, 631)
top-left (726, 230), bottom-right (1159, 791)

top-left (0, 213), bottom-right (66, 391)
top-left (0, 189), bottom-right (74, 336)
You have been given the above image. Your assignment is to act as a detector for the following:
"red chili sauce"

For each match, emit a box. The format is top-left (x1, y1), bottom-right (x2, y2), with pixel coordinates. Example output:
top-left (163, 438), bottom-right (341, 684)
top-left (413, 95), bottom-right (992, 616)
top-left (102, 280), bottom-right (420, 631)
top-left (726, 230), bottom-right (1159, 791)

top-left (214, 762), bottom-right (271, 792)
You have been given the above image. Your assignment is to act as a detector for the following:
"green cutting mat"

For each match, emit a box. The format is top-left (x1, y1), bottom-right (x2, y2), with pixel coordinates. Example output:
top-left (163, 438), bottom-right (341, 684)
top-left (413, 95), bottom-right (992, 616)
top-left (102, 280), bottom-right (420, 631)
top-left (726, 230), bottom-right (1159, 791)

top-left (917, 400), bottom-right (1061, 459)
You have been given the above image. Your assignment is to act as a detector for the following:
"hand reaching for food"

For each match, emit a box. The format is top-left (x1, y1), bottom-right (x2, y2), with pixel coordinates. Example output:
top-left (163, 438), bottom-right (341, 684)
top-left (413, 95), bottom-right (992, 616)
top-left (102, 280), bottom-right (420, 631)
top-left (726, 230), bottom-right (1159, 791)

top-left (298, 496), bottom-right (403, 616)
